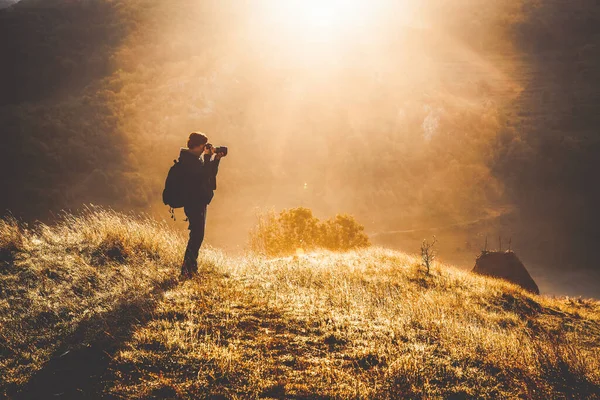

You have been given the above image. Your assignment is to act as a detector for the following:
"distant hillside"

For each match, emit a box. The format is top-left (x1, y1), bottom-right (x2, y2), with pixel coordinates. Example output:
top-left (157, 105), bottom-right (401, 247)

top-left (0, 0), bottom-right (136, 219)
top-left (1, 210), bottom-right (599, 398)
top-left (0, 0), bottom-right (516, 227)
top-left (0, 0), bottom-right (18, 9)
top-left (493, 0), bottom-right (600, 263)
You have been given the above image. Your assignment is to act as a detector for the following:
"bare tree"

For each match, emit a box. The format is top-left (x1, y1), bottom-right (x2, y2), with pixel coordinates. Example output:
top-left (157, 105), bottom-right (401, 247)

top-left (421, 236), bottom-right (437, 275)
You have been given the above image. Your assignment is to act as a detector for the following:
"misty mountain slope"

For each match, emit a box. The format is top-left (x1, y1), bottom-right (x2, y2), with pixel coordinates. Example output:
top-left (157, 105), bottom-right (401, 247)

top-left (0, 0), bottom-right (18, 10)
top-left (1, 0), bottom-right (600, 270)
top-left (1, 210), bottom-right (599, 399)
top-left (0, 0), bottom-right (142, 220)
top-left (2, 0), bottom-right (600, 275)
top-left (1, 0), bottom-right (515, 227)
top-left (493, 0), bottom-right (600, 263)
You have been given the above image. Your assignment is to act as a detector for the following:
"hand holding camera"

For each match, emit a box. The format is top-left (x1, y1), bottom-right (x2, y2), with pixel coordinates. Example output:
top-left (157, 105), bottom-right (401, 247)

top-left (205, 143), bottom-right (228, 159)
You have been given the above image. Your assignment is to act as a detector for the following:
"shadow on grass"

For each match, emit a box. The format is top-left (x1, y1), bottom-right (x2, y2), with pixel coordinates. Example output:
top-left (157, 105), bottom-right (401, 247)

top-left (12, 277), bottom-right (178, 400)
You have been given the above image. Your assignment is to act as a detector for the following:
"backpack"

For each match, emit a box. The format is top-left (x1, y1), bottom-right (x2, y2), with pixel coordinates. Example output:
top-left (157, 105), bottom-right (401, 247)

top-left (163, 160), bottom-right (187, 218)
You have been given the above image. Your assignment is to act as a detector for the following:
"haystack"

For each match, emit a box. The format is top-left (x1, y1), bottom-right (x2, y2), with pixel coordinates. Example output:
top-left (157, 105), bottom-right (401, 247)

top-left (472, 251), bottom-right (540, 294)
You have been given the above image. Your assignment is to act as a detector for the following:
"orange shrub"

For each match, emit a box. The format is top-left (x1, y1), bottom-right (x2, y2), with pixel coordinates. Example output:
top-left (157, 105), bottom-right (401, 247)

top-left (249, 207), bottom-right (370, 256)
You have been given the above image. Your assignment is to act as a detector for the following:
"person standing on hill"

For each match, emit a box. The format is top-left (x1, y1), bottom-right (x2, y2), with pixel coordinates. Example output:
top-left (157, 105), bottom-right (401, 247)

top-left (179, 132), bottom-right (226, 278)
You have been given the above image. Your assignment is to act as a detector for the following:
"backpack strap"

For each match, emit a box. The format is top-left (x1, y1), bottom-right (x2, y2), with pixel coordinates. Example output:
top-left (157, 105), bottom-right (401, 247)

top-left (168, 206), bottom-right (188, 222)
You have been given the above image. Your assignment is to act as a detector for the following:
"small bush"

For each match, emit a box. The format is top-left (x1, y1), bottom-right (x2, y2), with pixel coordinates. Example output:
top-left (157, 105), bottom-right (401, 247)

top-left (320, 214), bottom-right (370, 251)
top-left (249, 207), bottom-right (370, 256)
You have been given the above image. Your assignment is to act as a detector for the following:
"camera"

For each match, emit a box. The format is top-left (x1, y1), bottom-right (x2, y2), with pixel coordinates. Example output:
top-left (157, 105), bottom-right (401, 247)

top-left (206, 143), bottom-right (228, 156)
top-left (215, 146), bottom-right (228, 156)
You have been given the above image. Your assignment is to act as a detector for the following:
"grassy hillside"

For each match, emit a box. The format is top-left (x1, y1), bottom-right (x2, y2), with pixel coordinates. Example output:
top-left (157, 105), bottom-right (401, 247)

top-left (1, 210), bottom-right (599, 399)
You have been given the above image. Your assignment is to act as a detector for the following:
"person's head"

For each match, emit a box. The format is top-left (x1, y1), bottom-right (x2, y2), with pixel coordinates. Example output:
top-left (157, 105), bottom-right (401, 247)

top-left (187, 132), bottom-right (208, 156)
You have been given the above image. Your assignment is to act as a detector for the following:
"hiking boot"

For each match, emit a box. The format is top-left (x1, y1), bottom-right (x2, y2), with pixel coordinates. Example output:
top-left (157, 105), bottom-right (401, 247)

top-left (180, 258), bottom-right (198, 279)
top-left (180, 263), bottom-right (191, 279)
top-left (179, 268), bottom-right (191, 280)
top-left (189, 261), bottom-right (198, 275)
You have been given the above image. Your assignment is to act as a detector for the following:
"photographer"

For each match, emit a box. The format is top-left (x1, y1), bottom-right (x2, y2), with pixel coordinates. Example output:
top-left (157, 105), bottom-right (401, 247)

top-left (179, 132), bottom-right (227, 278)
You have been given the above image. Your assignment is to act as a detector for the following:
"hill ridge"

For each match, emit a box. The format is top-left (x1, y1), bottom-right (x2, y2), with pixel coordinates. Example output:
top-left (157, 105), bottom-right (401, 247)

top-left (1, 209), bottom-right (599, 398)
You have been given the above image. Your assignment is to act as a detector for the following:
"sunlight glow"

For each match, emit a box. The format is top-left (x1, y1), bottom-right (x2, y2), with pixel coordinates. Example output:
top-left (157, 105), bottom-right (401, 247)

top-left (289, 0), bottom-right (363, 28)
top-left (263, 0), bottom-right (379, 42)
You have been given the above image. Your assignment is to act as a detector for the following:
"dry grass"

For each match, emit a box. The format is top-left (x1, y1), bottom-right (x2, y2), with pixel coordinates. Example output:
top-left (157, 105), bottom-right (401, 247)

top-left (1, 209), bottom-right (599, 399)
top-left (0, 207), bottom-right (181, 397)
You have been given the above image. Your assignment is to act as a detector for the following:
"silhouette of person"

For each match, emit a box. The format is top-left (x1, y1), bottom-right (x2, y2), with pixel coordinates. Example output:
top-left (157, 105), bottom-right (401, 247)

top-left (178, 132), bottom-right (225, 278)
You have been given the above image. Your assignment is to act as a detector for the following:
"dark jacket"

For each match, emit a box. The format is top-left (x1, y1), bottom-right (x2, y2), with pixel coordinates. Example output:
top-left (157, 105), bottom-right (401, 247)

top-left (178, 148), bottom-right (220, 206)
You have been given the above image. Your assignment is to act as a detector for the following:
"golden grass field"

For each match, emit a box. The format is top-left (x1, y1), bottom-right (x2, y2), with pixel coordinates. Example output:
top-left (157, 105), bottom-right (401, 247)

top-left (1, 209), bottom-right (599, 399)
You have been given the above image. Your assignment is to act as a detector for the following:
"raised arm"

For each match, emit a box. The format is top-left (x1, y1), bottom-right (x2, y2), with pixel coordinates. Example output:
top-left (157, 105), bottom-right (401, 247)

top-left (202, 153), bottom-right (220, 190)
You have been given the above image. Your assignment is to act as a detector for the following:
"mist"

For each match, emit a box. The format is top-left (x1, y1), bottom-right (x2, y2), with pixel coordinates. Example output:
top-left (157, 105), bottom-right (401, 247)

top-left (1, 0), bottom-right (599, 297)
top-left (109, 1), bottom-right (518, 240)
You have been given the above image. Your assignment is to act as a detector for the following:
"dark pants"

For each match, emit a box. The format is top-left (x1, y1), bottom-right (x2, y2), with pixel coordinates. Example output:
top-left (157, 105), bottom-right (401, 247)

top-left (181, 204), bottom-right (207, 276)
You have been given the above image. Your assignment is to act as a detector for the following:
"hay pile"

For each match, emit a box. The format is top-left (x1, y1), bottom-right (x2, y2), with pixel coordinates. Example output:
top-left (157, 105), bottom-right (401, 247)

top-left (472, 251), bottom-right (540, 294)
